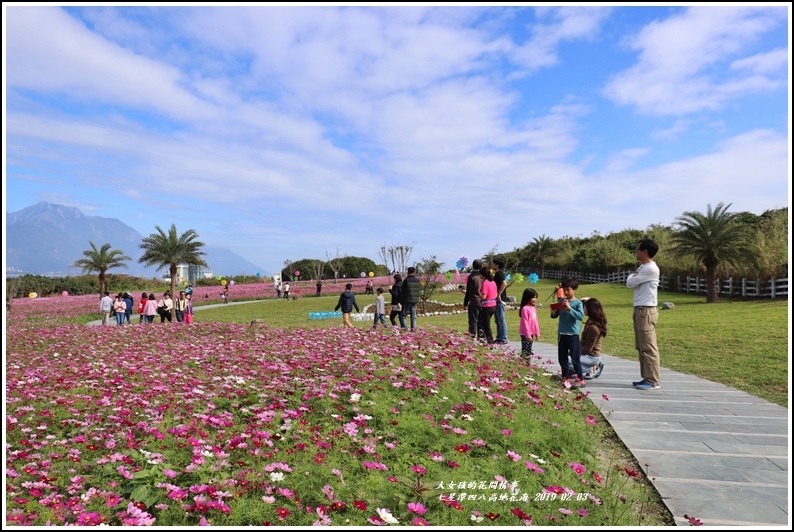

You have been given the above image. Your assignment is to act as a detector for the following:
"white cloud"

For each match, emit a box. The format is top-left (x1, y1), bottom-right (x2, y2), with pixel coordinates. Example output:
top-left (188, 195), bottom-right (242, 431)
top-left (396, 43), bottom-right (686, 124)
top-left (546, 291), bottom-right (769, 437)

top-left (6, 6), bottom-right (215, 121)
top-left (511, 6), bottom-right (611, 73)
top-left (603, 6), bottom-right (787, 115)
top-left (730, 47), bottom-right (789, 74)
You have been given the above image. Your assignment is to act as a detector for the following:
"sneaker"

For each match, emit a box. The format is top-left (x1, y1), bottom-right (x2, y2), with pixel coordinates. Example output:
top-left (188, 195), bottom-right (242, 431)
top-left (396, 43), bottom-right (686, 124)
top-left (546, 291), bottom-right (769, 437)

top-left (571, 379), bottom-right (586, 388)
top-left (632, 379), bottom-right (646, 386)
top-left (634, 381), bottom-right (660, 390)
top-left (592, 362), bottom-right (604, 379)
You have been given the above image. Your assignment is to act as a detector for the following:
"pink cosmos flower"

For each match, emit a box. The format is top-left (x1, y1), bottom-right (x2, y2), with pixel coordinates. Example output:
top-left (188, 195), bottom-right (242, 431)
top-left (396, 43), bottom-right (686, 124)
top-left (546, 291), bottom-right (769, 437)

top-left (559, 508), bottom-right (573, 515)
top-left (501, 429), bottom-right (512, 436)
top-left (585, 415), bottom-right (597, 426)
top-left (407, 502), bottom-right (428, 515)
top-left (578, 509), bottom-right (589, 517)
top-left (568, 462), bottom-right (586, 475)
top-left (162, 469), bottom-right (178, 478)
top-left (526, 461), bottom-right (544, 474)
top-left (412, 517), bottom-right (430, 525)
top-left (411, 465), bottom-right (426, 475)
top-left (507, 450), bottom-right (522, 461)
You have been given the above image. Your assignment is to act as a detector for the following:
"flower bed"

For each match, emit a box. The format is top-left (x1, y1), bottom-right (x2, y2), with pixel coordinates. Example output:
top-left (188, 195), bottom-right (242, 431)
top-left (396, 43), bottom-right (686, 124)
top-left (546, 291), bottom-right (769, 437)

top-left (5, 320), bottom-right (637, 526)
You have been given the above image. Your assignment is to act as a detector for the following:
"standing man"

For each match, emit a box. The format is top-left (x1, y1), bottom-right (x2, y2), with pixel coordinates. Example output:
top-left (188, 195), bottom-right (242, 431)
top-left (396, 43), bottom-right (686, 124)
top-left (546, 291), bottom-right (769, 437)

top-left (627, 239), bottom-right (661, 390)
top-left (400, 267), bottom-right (421, 331)
top-left (492, 257), bottom-right (509, 344)
top-left (99, 291), bottom-right (113, 326)
top-left (283, 281), bottom-right (291, 300)
top-left (463, 259), bottom-right (483, 339)
top-left (275, 279), bottom-right (282, 299)
top-left (316, 279), bottom-right (323, 297)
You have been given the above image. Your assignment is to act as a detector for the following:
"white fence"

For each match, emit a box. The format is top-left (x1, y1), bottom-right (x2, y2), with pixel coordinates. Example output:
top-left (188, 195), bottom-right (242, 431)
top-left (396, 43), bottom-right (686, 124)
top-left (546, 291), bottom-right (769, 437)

top-left (527, 269), bottom-right (788, 299)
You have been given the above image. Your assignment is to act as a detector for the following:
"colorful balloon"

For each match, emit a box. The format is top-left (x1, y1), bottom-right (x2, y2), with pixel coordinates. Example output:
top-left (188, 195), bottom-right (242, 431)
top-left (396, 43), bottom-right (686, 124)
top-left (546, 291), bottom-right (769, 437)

top-left (221, 279), bottom-right (227, 286)
top-left (368, 271), bottom-right (374, 277)
top-left (360, 272), bottom-right (366, 277)
top-left (229, 280), bottom-right (235, 286)
top-left (445, 272), bottom-right (454, 281)
top-left (529, 273), bottom-right (540, 284)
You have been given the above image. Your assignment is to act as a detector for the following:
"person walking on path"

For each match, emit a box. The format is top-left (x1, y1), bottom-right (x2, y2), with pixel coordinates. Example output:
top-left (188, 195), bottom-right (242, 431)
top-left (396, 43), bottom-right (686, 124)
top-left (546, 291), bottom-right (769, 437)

top-left (175, 291), bottom-right (188, 322)
top-left (184, 293), bottom-right (194, 324)
top-left (99, 291), bottom-right (113, 326)
top-left (143, 293), bottom-right (158, 324)
top-left (113, 293), bottom-right (126, 325)
top-left (123, 292), bottom-right (134, 324)
top-left (372, 287), bottom-right (388, 329)
top-left (463, 259), bottom-right (483, 339)
top-left (316, 280), bottom-right (322, 297)
top-left (283, 282), bottom-right (290, 301)
top-left (335, 283), bottom-right (360, 328)
top-left (627, 238), bottom-right (661, 390)
top-left (388, 274), bottom-right (406, 328)
top-left (158, 292), bottom-right (174, 322)
top-left (400, 267), bottom-right (421, 331)
top-left (137, 292), bottom-right (148, 324)
top-left (550, 277), bottom-right (585, 386)
top-left (492, 257), bottom-right (509, 344)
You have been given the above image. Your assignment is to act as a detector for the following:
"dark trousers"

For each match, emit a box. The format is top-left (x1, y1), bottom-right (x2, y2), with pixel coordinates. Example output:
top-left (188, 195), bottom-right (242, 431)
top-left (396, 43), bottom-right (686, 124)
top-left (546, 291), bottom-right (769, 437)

top-left (479, 306), bottom-right (495, 342)
top-left (467, 304), bottom-right (481, 338)
top-left (390, 308), bottom-right (405, 328)
top-left (558, 334), bottom-right (582, 379)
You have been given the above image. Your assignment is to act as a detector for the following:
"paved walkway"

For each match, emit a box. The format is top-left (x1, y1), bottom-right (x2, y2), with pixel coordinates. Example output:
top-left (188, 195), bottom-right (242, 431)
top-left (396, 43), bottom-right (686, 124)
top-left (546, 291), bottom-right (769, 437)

top-left (507, 340), bottom-right (790, 527)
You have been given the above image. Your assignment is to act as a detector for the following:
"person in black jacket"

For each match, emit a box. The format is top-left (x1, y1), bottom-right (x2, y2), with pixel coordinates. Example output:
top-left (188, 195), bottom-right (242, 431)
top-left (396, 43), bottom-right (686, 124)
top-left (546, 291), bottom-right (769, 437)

top-left (388, 274), bottom-right (406, 328)
top-left (334, 283), bottom-right (360, 328)
top-left (400, 267), bottom-right (421, 331)
top-left (463, 259), bottom-right (483, 339)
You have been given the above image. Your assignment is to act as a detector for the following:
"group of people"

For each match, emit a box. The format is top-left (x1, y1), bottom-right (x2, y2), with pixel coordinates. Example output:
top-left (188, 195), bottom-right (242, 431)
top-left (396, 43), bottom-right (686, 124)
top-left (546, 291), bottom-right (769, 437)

top-left (527, 238), bottom-right (661, 391)
top-left (99, 290), bottom-right (194, 325)
top-left (462, 257), bottom-right (511, 345)
top-left (334, 266), bottom-right (421, 330)
top-left (461, 239), bottom-right (661, 392)
top-left (274, 280), bottom-right (291, 300)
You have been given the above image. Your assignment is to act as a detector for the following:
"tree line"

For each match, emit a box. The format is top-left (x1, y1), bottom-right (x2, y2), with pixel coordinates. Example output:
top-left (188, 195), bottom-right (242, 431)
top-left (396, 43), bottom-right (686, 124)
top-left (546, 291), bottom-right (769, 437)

top-left (8, 203), bottom-right (786, 306)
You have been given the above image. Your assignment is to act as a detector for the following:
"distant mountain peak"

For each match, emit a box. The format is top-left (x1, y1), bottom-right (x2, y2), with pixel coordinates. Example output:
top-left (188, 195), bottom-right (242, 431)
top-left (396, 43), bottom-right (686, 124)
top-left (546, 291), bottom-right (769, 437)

top-left (6, 202), bottom-right (265, 277)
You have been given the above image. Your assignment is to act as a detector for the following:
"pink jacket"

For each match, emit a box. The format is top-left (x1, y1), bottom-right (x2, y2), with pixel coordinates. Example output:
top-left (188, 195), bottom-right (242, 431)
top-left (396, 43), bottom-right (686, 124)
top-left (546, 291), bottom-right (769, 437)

top-left (519, 305), bottom-right (540, 337)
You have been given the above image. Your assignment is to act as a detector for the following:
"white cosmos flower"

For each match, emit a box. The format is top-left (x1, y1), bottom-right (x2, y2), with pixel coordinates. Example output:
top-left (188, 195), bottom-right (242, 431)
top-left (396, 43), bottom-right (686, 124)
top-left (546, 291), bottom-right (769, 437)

top-left (269, 472), bottom-right (284, 482)
top-left (376, 507), bottom-right (399, 524)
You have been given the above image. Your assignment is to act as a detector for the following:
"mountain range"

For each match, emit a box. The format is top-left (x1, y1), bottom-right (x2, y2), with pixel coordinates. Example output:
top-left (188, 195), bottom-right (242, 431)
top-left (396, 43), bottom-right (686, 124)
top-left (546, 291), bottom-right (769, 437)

top-left (5, 202), bottom-right (264, 277)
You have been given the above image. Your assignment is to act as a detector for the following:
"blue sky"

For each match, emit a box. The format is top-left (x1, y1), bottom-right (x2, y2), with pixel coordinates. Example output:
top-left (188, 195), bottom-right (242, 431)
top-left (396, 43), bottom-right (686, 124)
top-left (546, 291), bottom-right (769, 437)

top-left (4, 5), bottom-right (790, 276)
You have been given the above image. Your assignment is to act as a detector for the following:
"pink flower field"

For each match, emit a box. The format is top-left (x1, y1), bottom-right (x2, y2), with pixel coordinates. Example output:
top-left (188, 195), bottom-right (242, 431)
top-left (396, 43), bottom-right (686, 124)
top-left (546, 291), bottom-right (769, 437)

top-left (6, 308), bottom-right (651, 526)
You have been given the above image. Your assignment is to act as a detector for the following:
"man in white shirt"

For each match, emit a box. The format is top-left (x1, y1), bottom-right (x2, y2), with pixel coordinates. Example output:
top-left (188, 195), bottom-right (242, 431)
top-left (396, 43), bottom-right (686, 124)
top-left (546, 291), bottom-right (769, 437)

top-left (99, 291), bottom-right (113, 326)
top-left (626, 239), bottom-right (661, 390)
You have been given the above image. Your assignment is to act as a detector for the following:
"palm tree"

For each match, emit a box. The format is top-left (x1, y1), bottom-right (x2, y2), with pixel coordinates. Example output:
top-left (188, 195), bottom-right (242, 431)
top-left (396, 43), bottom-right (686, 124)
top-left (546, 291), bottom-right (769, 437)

top-left (526, 235), bottom-right (556, 278)
top-left (71, 241), bottom-right (131, 296)
top-left (670, 203), bottom-right (754, 303)
top-left (139, 224), bottom-right (207, 317)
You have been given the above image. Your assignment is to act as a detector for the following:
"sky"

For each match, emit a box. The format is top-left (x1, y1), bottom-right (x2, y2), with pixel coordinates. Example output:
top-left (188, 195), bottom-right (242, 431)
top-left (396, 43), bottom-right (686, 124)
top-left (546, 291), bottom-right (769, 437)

top-left (3, 4), bottom-right (791, 276)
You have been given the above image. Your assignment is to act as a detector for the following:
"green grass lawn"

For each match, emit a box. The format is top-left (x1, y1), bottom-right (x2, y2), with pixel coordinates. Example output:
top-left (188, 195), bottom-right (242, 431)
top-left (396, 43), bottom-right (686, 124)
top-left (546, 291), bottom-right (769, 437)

top-left (197, 279), bottom-right (789, 407)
